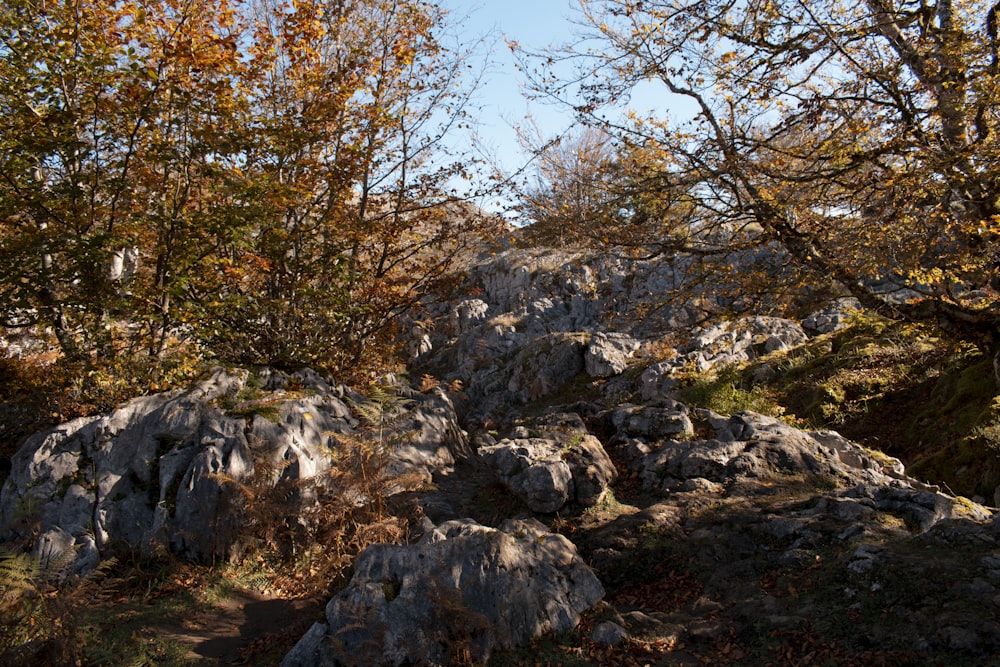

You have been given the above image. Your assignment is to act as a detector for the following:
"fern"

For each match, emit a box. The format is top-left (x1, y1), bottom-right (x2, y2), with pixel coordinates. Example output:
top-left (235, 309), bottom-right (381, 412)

top-left (358, 381), bottom-right (421, 445)
top-left (0, 550), bottom-right (39, 612)
top-left (0, 546), bottom-right (120, 663)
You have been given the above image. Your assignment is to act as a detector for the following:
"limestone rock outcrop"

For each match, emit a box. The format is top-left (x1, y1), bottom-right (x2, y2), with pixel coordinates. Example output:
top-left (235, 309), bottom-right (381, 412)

top-left (0, 369), bottom-right (468, 575)
top-left (282, 518), bottom-right (604, 666)
top-left (479, 413), bottom-right (617, 513)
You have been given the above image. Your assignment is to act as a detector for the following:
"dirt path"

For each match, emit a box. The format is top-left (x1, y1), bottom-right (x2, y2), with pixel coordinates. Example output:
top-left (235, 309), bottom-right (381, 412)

top-left (156, 590), bottom-right (323, 665)
top-left (152, 455), bottom-right (564, 664)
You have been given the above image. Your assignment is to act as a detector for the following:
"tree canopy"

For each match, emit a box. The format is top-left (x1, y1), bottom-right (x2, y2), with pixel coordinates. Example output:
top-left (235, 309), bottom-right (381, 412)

top-left (523, 0), bottom-right (1000, 347)
top-left (0, 0), bottom-right (496, 376)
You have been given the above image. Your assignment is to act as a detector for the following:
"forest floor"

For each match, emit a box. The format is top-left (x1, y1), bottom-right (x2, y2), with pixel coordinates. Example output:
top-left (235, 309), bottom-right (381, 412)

top-left (7, 314), bottom-right (1000, 665)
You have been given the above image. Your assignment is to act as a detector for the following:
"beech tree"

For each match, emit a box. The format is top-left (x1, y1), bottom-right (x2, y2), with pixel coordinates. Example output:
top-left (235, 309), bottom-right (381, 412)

top-left (197, 0), bottom-right (493, 371)
top-left (0, 0), bottom-right (247, 359)
top-left (515, 125), bottom-right (620, 246)
top-left (0, 0), bottom-right (494, 375)
top-left (527, 0), bottom-right (1000, 347)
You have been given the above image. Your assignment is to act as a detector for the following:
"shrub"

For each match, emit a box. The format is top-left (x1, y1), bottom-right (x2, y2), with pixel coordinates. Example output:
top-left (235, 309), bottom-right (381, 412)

top-left (681, 366), bottom-right (786, 418)
top-left (0, 549), bottom-right (115, 664)
top-left (214, 382), bottom-right (422, 596)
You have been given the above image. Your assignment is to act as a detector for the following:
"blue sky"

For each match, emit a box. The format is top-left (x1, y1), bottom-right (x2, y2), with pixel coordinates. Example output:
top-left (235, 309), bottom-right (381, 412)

top-left (439, 1), bottom-right (583, 181)
top-left (436, 1), bottom-right (686, 213)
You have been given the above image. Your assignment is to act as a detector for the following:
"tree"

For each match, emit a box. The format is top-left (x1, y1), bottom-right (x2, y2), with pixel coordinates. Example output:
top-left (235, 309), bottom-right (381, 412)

top-left (525, 0), bottom-right (1000, 348)
top-left (0, 0), bottom-right (497, 377)
top-left (0, 0), bottom-right (247, 359)
top-left (196, 0), bottom-right (496, 373)
top-left (514, 125), bottom-right (619, 245)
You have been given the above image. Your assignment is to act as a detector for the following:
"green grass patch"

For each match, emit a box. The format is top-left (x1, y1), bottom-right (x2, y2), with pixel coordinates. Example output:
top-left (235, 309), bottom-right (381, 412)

top-left (680, 365), bottom-right (789, 420)
top-left (676, 314), bottom-right (1000, 497)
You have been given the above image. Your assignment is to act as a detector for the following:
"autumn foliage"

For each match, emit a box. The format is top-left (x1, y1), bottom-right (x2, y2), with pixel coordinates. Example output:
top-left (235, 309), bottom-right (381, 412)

top-left (0, 0), bottom-right (495, 377)
top-left (523, 0), bottom-right (1000, 348)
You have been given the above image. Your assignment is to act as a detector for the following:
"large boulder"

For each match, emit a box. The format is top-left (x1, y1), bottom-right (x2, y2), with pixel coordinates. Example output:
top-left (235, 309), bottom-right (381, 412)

top-left (382, 386), bottom-right (471, 481)
top-left (683, 317), bottom-right (808, 372)
top-left (282, 518), bottom-right (605, 666)
top-left (479, 413), bottom-right (617, 513)
top-left (613, 408), bottom-right (974, 532)
top-left (0, 369), bottom-right (347, 571)
top-left (802, 297), bottom-right (862, 335)
top-left (506, 333), bottom-right (588, 403)
top-left (450, 297), bottom-right (490, 335)
top-left (585, 332), bottom-right (641, 377)
top-left (612, 400), bottom-right (694, 441)
top-left (0, 368), bottom-right (469, 575)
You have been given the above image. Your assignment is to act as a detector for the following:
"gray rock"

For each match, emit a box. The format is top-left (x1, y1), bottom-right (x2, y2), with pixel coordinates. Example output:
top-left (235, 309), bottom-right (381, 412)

top-left (560, 434), bottom-right (618, 507)
top-left (809, 496), bottom-right (875, 522)
top-left (0, 369), bottom-right (266, 570)
top-left (683, 317), bottom-right (808, 372)
top-left (386, 387), bottom-right (471, 480)
top-left (612, 401), bottom-right (693, 440)
top-left (681, 477), bottom-right (724, 493)
top-left (592, 621), bottom-right (629, 645)
top-left (479, 422), bottom-right (617, 513)
top-left (872, 487), bottom-right (956, 532)
top-left (621, 610), bottom-right (678, 639)
top-left (585, 332), bottom-right (640, 377)
top-left (639, 360), bottom-right (681, 400)
top-left (802, 298), bottom-right (862, 335)
top-left (282, 518), bottom-right (604, 666)
top-left (616, 409), bottom-right (952, 499)
top-left (506, 333), bottom-right (587, 403)
top-left (451, 298), bottom-right (490, 335)
top-left (479, 438), bottom-right (575, 512)
top-left (939, 625), bottom-right (980, 652)
top-left (1, 368), bottom-right (470, 574)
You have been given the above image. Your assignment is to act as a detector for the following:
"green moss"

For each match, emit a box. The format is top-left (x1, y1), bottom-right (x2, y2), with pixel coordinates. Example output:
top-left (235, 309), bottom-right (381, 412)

top-left (677, 316), bottom-right (1000, 497)
top-left (381, 577), bottom-right (402, 602)
top-left (680, 365), bottom-right (787, 419)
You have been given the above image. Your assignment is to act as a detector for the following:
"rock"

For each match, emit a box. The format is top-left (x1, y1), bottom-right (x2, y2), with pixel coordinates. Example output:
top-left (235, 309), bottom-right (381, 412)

top-left (406, 331), bottom-right (432, 360)
top-left (282, 518), bottom-right (604, 666)
top-left (614, 409), bottom-right (956, 501)
top-left (847, 544), bottom-right (883, 574)
top-left (939, 626), bottom-right (980, 652)
top-left (592, 621), bottom-right (629, 645)
top-left (809, 496), bottom-right (874, 522)
top-left (479, 439), bottom-right (573, 512)
top-left (0, 368), bottom-right (470, 574)
top-left (802, 298), bottom-right (862, 335)
top-left (612, 401), bottom-right (694, 440)
top-left (684, 317), bottom-right (808, 372)
top-left (561, 434), bottom-right (619, 507)
top-left (289, 367), bottom-right (336, 393)
top-left (507, 333), bottom-right (587, 403)
top-left (872, 487), bottom-right (956, 532)
top-left (639, 360), bottom-right (681, 400)
top-left (479, 416), bottom-right (617, 513)
top-left (585, 332), bottom-right (640, 377)
top-left (688, 618), bottom-right (729, 642)
top-left (1, 369), bottom-right (264, 571)
top-left (621, 610), bottom-right (678, 639)
top-left (451, 298), bottom-right (490, 335)
top-left (385, 387), bottom-right (471, 480)
top-left (681, 477), bottom-right (724, 493)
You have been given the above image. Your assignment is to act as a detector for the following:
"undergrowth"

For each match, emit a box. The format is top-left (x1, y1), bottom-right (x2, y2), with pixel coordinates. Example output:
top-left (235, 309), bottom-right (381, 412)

top-left (212, 382), bottom-right (421, 599)
top-left (0, 380), bottom-right (423, 663)
top-left (0, 548), bottom-right (123, 665)
top-left (0, 349), bottom-right (207, 482)
top-left (678, 313), bottom-right (1000, 497)
top-left (680, 365), bottom-right (790, 421)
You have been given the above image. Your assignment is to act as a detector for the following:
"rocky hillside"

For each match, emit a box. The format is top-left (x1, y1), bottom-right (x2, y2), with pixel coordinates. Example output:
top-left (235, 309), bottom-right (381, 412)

top-left (3, 248), bottom-right (1000, 665)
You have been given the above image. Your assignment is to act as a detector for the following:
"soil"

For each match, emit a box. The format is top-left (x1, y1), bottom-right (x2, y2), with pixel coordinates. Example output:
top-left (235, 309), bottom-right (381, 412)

top-left (155, 590), bottom-right (324, 665)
